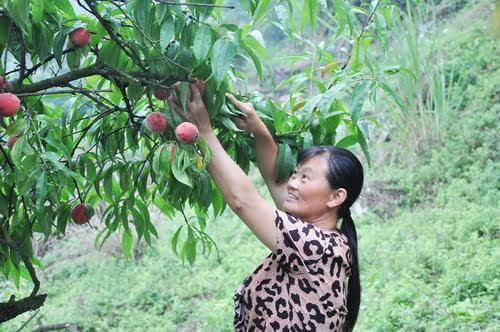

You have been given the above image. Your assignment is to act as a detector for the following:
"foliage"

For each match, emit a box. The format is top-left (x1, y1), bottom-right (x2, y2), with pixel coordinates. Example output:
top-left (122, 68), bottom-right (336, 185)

top-left (0, 0), bottom-right (401, 321)
top-left (372, 0), bottom-right (499, 208)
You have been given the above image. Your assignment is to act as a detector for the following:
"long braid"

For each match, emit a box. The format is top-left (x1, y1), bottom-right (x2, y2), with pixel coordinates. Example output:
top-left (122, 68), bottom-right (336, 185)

top-left (340, 208), bottom-right (360, 332)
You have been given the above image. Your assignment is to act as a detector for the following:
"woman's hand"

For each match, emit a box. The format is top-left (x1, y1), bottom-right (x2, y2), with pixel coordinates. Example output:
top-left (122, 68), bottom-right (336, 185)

top-left (167, 81), bottom-right (213, 134)
top-left (226, 94), bottom-right (264, 135)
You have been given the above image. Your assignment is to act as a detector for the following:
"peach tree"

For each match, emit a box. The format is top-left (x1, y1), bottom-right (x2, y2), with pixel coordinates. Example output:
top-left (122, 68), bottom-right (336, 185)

top-left (0, 0), bottom-right (401, 321)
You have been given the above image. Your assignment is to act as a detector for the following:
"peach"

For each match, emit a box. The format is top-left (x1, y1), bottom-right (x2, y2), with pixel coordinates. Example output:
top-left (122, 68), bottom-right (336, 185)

top-left (69, 28), bottom-right (90, 47)
top-left (154, 87), bottom-right (169, 100)
top-left (0, 93), bottom-right (20, 116)
top-left (71, 204), bottom-right (94, 224)
top-left (146, 112), bottom-right (168, 133)
top-left (175, 122), bottom-right (199, 144)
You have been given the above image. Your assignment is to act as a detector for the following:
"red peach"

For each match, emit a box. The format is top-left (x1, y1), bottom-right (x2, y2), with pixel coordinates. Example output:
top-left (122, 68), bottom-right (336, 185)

top-left (146, 112), bottom-right (168, 133)
top-left (69, 28), bottom-right (90, 47)
top-left (175, 122), bottom-right (199, 144)
top-left (71, 204), bottom-right (94, 224)
top-left (0, 93), bottom-right (21, 116)
top-left (154, 87), bottom-right (169, 100)
top-left (7, 135), bottom-right (18, 150)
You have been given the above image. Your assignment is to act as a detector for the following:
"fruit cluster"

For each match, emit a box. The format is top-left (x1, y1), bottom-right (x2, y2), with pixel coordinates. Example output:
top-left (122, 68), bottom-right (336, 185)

top-left (146, 79), bottom-right (204, 144)
top-left (1, 27), bottom-right (206, 225)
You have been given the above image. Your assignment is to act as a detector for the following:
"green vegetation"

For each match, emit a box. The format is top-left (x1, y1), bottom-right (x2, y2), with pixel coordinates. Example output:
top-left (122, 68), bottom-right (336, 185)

top-left (1, 0), bottom-right (498, 331)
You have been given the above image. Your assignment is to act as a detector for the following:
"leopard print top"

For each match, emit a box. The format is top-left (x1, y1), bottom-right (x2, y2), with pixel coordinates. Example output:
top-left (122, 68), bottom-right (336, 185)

top-left (234, 210), bottom-right (352, 331)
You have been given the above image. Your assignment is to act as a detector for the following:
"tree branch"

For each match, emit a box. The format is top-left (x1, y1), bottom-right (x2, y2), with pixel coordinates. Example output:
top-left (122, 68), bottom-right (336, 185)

top-left (16, 89), bottom-right (112, 97)
top-left (156, 0), bottom-right (235, 8)
top-left (14, 64), bottom-right (104, 94)
top-left (340, 0), bottom-right (381, 71)
top-left (21, 256), bottom-right (40, 297)
top-left (0, 294), bottom-right (47, 323)
top-left (32, 323), bottom-right (78, 332)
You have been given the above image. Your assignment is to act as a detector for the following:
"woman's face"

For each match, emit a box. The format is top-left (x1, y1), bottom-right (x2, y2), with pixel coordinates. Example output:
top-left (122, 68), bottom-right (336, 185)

top-left (282, 153), bottom-right (336, 221)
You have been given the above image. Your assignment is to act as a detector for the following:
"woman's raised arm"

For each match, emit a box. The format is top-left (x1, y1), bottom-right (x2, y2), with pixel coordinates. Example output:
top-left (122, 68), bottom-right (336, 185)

top-left (167, 84), bottom-right (278, 252)
top-left (227, 95), bottom-right (288, 210)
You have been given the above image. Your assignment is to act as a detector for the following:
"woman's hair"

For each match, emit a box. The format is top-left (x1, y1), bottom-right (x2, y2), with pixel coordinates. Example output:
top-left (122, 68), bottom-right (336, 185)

top-left (297, 146), bottom-right (363, 332)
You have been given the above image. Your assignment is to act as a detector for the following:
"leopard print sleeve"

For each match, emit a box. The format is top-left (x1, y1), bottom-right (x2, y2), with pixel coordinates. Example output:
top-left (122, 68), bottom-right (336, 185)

top-left (274, 209), bottom-right (334, 275)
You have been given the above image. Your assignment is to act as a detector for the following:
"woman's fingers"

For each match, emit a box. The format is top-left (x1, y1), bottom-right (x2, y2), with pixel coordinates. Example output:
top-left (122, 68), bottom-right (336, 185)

top-left (226, 94), bottom-right (251, 113)
top-left (190, 82), bottom-right (202, 101)
top-left (231, 116), bottom-right (245, 128)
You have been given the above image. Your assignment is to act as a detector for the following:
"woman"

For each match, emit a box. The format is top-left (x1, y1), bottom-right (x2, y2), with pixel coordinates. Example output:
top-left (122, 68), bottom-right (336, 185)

top-left (167, 84), bottom-right (363, 331)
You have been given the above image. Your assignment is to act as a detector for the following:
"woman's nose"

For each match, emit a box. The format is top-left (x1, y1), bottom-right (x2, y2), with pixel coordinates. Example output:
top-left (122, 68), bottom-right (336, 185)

top-left (287, 176), bottom-right (298, 190)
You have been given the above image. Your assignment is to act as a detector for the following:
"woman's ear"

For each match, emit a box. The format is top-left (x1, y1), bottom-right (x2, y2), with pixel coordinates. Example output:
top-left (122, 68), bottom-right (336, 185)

top-left (326, 188), bottom-right (347, 208)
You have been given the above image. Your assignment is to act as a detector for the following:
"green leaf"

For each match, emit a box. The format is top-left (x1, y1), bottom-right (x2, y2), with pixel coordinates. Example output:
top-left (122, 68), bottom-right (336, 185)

top-left (221, 116), bottom-right (244, 132)
top-left (103, 168), bottom-right (115, 201)
top-left (171, 151), bottom-right (192, 188)
top-left (211, 39), bottom-right (236, 87)
top-left (356, 125), bottom-right (371, 167)
top-left (160, 16), bottom-right (175, 51)
top-left (193, 25), bottom-right (212, 62)
top-left (56, 203), bottom-right (70, 233)
top-left (275, 143), bottom-right (294, 183)
top-left (10, 262), bottom-right (20, 289)
top-left (133, 0), bottom-right (152, 32)
top-left (302, 0), bottom-right (318, 30)
top-left (244, 33), bottom-right (267, 60)
top-left (351, 81), bottom-right (369, 124)
top-left (33, 23), bottom-right (51, 61)
top-left (127, 80), bottom-right (144, 104)
top-left (0, 191), bottom-right (9, 217)
top-left (35, 172), bottom-right (47, 210)
top-left (333, 0), bottom-right (347, 38)
top-left (171, 225), bottom-right (184, 256)
top-left (100, 41), bottom-right (121, 67)
top-left (241, 42), bottom-right (263, 82)
top-left (7, 0), bottom-right (30, 35)
top-left (303, 131), bottom-right (314, 149)
top-left (155, 3), bottom-right (170, 25)
top-left (5, 119), bottom-right (25, 136)
top-left (252, 0), bottom-right (271, 28)
top-left (181, 227), bottom-right (196, 265)
top-left (66, 48), bottom-right (81, 70)
top-left (379, 82), bottom-right (406, 112)
top-left (53, 0), bottom-right (76, 17)
top-left (31, 0), bottom-right (44, 24)
top-left (45, 137), bottom-right (71, 161)
top-left (11, 135), bottom-right (26, 165)
top-left (53, 30), bottom-right (67, 67)
top-left (336, 135), bottom-right (358, 148)
top-left (122, 230), bottom-right (133, 258)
